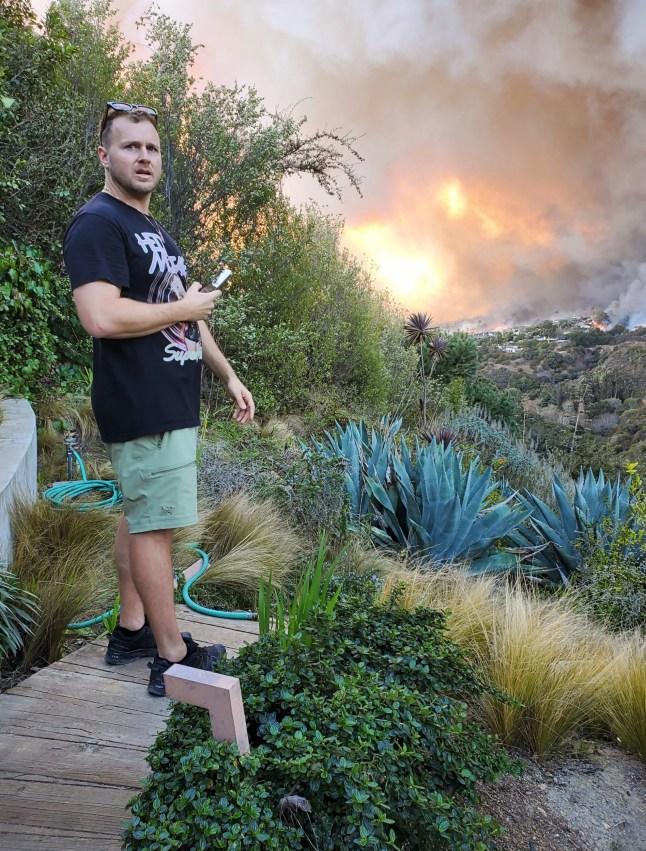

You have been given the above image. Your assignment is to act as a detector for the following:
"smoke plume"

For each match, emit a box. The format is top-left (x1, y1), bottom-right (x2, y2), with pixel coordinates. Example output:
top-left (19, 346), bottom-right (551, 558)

top-left (37, 0), bottom-right (646, 327)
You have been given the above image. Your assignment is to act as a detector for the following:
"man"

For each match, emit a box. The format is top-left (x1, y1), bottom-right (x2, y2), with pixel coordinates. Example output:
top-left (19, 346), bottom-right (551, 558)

top-left (63, 102), bottom-right (255, 697)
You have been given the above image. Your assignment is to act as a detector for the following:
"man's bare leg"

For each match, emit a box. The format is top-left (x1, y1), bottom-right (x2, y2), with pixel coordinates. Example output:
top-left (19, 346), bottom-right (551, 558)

top-left (128, 526), bottom-right (187, 663)
top-left (114, 514), bottom-right (146, 631)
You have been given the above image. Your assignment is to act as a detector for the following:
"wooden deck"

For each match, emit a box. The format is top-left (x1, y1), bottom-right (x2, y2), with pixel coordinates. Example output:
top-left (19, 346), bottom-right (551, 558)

top-left (0, 606), bottom-right (258, 850)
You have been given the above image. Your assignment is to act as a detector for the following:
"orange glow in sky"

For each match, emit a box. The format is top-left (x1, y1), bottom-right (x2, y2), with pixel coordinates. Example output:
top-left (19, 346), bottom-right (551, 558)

top-left (436, 179), bottom-right (468, 219)
top-left (344, 221), bottom-right (451, 308)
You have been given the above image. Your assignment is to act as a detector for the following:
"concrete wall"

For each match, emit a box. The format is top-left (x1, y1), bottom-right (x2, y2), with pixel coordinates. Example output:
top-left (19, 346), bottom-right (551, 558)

top-left (0, 399), bottom-right (37, 566)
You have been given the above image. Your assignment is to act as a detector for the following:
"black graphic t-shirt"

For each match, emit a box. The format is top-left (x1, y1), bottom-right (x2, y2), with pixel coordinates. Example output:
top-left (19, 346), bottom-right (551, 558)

top-left (63, 192), bottom-right (202, 443)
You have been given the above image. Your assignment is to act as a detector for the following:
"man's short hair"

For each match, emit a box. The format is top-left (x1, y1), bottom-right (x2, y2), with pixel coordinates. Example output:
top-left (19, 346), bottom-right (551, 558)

top-left (99, 108), bottom-right (158, 148)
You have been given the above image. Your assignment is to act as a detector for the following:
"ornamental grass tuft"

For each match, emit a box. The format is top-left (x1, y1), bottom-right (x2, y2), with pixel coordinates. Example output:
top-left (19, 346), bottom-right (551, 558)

top-left (379, 566), bottom-right (644, 759)
top-left (196, 492), bottom-right (302, 593)
top-left (597, 630), bottom-right (646, 761)
top-left (9, 497), bottom-right (118, 668)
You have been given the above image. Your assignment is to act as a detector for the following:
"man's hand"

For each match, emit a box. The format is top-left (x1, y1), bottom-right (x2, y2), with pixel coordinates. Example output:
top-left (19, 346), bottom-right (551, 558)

top-left (181, 282), bottom-right (221, 322)
top-left (225, 375), bottom-right (255, 424)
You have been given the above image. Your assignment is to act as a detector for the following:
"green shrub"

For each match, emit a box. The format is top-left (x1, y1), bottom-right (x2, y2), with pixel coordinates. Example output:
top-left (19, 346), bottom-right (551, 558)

top-left (576, 549), bottom-right (645, 630)
top-left (0, 241), bottom-right (90, 398)
top-left (124, 579), bottom-right (514, 850)
top-left (574, 462), bottom-right (646, 629)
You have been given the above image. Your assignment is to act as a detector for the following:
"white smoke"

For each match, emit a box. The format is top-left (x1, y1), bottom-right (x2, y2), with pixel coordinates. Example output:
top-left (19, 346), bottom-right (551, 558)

top-left (34, 0), bottom-right (646, 327)
top-left (607, 267), bottom-right (646, 330)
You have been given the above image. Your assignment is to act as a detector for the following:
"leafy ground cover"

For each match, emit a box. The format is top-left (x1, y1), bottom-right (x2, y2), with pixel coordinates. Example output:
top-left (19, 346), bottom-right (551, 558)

top-left (124, 577), bottom-right (516, 850)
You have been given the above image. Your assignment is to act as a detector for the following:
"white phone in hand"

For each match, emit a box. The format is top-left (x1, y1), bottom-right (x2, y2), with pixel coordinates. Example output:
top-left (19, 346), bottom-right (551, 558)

top-left (200, 269), bottom-right (232, 293)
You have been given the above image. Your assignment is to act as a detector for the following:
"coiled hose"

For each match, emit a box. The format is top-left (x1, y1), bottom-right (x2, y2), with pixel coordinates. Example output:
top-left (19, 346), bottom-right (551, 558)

top-left (43, 444), bottom-right (257, 627)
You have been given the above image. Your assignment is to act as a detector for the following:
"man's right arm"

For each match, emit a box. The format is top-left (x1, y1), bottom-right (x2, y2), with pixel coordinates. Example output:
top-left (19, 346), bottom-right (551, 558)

top-left (73, 280), bottom-right (220, 339)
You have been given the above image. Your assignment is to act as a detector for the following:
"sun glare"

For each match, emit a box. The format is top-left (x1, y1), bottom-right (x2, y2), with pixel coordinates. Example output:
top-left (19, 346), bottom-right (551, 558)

top-left (344, 222), bottom-right (448, 305)
top-left (436, 179), bottom-right (468, 219)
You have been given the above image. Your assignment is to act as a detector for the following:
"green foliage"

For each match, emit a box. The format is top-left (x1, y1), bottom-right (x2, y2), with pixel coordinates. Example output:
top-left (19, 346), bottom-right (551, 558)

top-left (574, 463), bottom-right (646, 629)
top-left (257, 534), bottom-right (344, 649)
top-left (466, 377), bottom-right (522, 431)
top-left (123, 11), bottom-right (361, 262)
top-left (432, 331), bottom-right (479, 385)
top-left (509, 468), bottom-right (640, 585)
top-left (257, 448), bottom-right (349, 544)
top-left (364, 437), bottom-right (530, 572)
top-left (0, 0), bottom-right (129, 249)
top-left (124, 579), bottom-right (513, 850)
top-left (100, 594), bottom-right (119, 637)
top-left (198, 429), bottom-right (348, 544)
top-left (444, 409), bottom-right (569, 502)
top-left (0, 569), bottom-right (39, 666)
top-left (0, 242), bottom-right (90, 397)
top-left (209, 204), bottom-right (398, 415)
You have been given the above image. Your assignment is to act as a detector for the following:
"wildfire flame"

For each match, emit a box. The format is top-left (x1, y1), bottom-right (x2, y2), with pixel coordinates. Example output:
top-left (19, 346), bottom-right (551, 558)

top-left (343, 221), bottom-right (451, 301)
top-left (343, 174), bottom-right (575, 318)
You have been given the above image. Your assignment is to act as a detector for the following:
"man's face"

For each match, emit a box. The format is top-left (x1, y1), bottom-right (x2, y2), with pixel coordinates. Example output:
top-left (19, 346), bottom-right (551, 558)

top-left (98, 115), bottom-right (162, 198)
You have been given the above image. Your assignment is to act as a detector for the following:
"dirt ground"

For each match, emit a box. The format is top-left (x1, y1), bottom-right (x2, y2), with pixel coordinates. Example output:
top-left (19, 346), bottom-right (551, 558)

top-left (479, 741), bottom-right (646, 851)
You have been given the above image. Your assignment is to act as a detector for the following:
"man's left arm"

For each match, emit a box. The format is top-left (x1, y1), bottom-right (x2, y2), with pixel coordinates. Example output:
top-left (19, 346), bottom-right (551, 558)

top-left (198, 320), bottom-right (255, 424)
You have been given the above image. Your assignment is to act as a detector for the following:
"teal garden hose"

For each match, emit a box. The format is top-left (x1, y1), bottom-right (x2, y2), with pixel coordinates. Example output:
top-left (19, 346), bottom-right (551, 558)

top-left (43, 447), bottom-right (257, 627)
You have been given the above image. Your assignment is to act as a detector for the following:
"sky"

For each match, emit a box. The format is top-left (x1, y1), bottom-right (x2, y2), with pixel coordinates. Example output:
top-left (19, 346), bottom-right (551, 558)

top-left (33, 0), bottom-right (646, 328)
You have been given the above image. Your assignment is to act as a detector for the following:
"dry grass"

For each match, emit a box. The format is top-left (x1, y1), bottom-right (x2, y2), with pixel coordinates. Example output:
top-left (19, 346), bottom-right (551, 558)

top-left (9, 498), bottom-right (118, 668)
top-left (380, 564), bottom-right (497, 654)
top-left (195, 492), bottom-right (303, 593)
top-left (379, 566), bottom-right (642, 759)
top-left (597, 631), bottom-right (646, 761)
top-left (475, 589), bottom-right (610, 755)
top-left (340, 539), bottom-right (407, 578)
top-left (37, 395), bottom-right (99, 445)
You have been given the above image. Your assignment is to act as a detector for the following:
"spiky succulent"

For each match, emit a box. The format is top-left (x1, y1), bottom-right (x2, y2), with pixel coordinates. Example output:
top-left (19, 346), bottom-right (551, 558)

top-left (419, 425), bottom-right (458, 447)
top-left (404, 312), bottom-right (434, 345)
top-left (426, 335), bottom-right (449, 360)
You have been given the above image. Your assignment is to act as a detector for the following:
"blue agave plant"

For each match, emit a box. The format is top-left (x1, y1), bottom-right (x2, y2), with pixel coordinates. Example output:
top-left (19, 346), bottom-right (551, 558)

top-left (307, 416), bottom-right (402, 522)
top-left (508, 469), bottom-right (639, 584)
top-left (363, 437), bottom-right (530, 573)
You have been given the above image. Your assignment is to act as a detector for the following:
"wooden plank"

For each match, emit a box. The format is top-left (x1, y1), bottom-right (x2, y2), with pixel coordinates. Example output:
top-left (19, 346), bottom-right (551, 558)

top-left (174, 616), bottom-right (256, 651)
top-left (0, 734), bottom-right (149, 786)
top-left (0, 823), bottom-right (122, 850)
top-left (0, 602), bottom-right (259, 849)
top-left (6, 668), bottom-right (171, 716)
top-left (0, 778), bottom-right (134, 836)
top-left (175, 604), bottom-right (260, 635)
top-left (0, 693), bottom-right (160, 749)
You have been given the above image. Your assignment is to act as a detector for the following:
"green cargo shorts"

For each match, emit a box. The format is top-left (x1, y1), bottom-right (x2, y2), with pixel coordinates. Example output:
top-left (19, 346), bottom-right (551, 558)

top-left (106, 428), bottom-right (198, 533)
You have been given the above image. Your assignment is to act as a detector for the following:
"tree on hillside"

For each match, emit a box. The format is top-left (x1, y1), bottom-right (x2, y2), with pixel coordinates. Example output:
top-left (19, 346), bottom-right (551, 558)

top-left (432, 331), bottom-right (479, 385)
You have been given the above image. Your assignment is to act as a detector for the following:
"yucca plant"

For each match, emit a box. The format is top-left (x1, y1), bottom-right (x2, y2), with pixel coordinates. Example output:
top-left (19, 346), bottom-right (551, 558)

top-left (308, 416), bottom-right (402, 522)
top-left (366, 437), bottom-right (530, 572)
top-left (509, 469), bottom-right (639, 584)
top-left (0, 569), bottom-right (39, 666)
top-left (257, 533), bottom-right (345, 649)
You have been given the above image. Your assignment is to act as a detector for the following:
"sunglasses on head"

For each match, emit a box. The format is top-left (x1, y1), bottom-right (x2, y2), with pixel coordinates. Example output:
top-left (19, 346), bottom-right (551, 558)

top-left (100, 101), bottom-right (158, 137)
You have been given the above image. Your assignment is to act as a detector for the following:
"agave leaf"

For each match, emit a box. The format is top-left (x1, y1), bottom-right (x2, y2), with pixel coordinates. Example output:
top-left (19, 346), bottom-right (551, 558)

top-left (466, 549), bottom-right (521, 574)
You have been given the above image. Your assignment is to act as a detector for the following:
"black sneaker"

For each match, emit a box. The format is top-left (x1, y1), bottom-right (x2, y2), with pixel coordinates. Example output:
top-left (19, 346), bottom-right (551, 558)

top-left (105, 622), bottom-right (157, 665)
top-left (147, 633), bottom-right (227, 697)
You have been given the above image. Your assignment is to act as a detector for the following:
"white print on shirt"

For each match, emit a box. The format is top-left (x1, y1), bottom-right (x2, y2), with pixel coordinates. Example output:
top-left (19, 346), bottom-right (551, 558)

top-left (134, 229), bottom-right (201, 361)
top-left (163, 343), bottom-right (202, 366)
top-left (135, 231), bottom-right (187, 278)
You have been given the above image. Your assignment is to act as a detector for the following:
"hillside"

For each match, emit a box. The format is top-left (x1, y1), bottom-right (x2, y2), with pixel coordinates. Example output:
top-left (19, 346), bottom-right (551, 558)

top-left (475, 318), bottom-right (646, 476)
